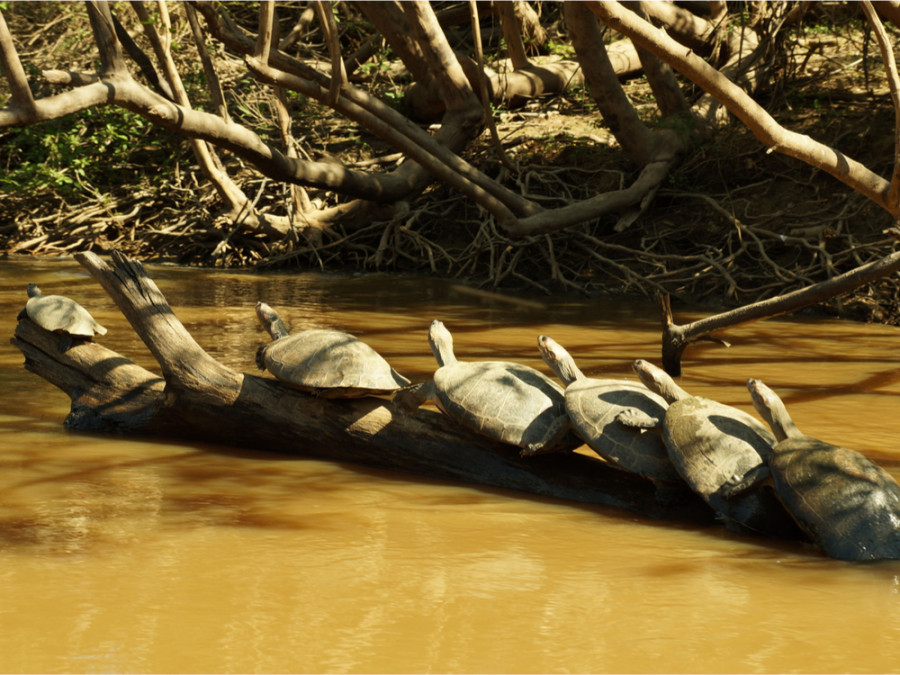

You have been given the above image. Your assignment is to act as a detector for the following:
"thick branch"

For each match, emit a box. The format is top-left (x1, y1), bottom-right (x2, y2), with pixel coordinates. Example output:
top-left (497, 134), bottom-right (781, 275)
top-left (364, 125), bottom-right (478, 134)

top-left (402, 1), bottom-right (481, 117)
top-left (86, 1), bottom-right (127, 78)
top-left (185, 3), bottom-right (229, 120)
top-left (0, 10), bottom-right (36, 113)
top-left (509, 131), bottom-right (688, 237)
top-left (623, 1), bottom-right (690, 119)
top-left (312, 0), bottom-right (345, 106)
top-left (589, 0), bottom-right (897, 217)
top-left (862, 0), bottom-right (900, 209)
top-left (76, 251), bottom-right (236, 391)
top-left (0, 80), bottom-right (113, 126)
top-left (111, 9), bottom-right (175, 101)
top-left (354, 1), bottom-right (433, 84)
top-left (498, 1), bottom-right (530, 70)
top-left (565, 2), bottom-right (659, 167)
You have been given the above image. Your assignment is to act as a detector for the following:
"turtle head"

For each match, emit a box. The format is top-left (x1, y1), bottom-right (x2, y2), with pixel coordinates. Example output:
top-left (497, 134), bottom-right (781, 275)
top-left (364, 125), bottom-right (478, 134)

top-left (26, 283), bottom-right (41, 298)
top-left (747, 378), bottom-right (797, 442)
top-left (632, 359), bottom-right (686, 402)
top-left (537, 335), bottom-right (582, 385)
top-left (746, 378), bottom-right (774, 416)
top-left (256, 301), bottom-right (290, 340)
top-left (428, 320), bottom-right (456, 367)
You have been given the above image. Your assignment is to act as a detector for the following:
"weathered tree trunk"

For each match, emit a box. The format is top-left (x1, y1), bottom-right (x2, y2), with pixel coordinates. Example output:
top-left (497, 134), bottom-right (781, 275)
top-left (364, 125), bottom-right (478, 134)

top-left (11, 251), bottom-right (712, 524)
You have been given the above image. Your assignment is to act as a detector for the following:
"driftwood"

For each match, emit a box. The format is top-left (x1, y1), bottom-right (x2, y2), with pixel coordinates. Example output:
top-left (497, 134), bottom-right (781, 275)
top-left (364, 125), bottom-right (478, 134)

top-left (659, 248), bottom-right (900, 376)
top-left (11, 250), bottom-right (713, 525)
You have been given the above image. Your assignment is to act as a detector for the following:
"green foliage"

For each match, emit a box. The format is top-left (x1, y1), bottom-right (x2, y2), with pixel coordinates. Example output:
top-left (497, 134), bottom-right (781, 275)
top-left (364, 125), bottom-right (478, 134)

top-left (546, 40), bottom-right (574, 58)
top-left (1, 107), bottom-right (170, 199)
top-left (570, 84), bottom-right (597, 113)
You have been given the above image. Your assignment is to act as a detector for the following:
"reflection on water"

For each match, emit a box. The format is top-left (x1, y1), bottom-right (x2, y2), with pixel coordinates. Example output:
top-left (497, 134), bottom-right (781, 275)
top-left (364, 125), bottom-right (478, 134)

top-left (2, 257), bottom-right (900, 673)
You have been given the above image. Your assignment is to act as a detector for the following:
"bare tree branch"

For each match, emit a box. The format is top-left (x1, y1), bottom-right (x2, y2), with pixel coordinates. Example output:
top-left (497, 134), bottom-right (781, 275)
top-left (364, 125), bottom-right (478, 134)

top-left (566, 2), bottom-right (660, 167)
top-left (469, 0), bottom-right (511, 169)
top-left (254, 0), bottom-right (276, 63)
top-left (0, 10), bottom-right (36, 113)
top-left (86, 1), bottom-right (127, 79)
top-left (0, 80), bottom-right (112, 126)
top-left (313, 0), bottom-right (346, 107)
top-left (498, 1), bottom-right (530, 70)
top-left (623, 1), bottom-right (689, 119)
top-left (862, 0), bottom-right (900, 210)
top-left (184, 3), bottom-right (229, 120)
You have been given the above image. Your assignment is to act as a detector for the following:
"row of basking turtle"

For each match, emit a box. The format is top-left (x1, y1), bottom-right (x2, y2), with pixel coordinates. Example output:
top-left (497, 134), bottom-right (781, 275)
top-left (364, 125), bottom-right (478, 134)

top-left (253, 305), bottom-right (900, 562)
top-left (18, 287), bottom-right (900, 562)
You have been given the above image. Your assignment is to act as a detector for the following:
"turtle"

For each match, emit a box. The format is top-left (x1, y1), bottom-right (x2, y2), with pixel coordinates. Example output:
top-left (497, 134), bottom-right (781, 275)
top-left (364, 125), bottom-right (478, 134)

top-left (535, 336), bottom-right (682, 482)
top-left (617, 360), bottom-right (804, 539)
top-left (396, 320), bottom-right (575, 454)
top-left (255, 301), bottom-right (410, 398)
top-left (748, 377), bottom-right (900, 561)
top-left (18, 283), bottom-right (107, 350)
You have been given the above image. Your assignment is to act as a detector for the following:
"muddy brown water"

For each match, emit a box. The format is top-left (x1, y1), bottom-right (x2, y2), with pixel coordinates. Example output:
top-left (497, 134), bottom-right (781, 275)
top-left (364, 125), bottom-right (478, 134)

top-left (2, 257), bottom-right (900, 673)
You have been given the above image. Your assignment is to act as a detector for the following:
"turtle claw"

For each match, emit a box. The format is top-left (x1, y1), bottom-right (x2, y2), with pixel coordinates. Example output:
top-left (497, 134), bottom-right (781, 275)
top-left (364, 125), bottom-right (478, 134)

top-left (392, 382), bottom-right (432, 414)
top-left (616, 407), bottom-right (660, 430)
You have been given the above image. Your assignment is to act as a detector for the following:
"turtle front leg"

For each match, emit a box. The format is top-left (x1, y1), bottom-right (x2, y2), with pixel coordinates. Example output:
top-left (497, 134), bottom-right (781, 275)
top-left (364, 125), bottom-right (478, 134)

top-left (615, 408), bottom-right (661, 431)
top-left (393, 381), bottom-right (435, 414)
top-left (717, 463), bottom-right (771, 499)
top-left (520, 416), bottom-right (573, 456)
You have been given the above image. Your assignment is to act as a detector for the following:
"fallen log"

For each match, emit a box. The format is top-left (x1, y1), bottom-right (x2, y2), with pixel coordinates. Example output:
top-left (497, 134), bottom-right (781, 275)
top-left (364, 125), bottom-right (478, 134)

top-left (11, 250), bottom-right (714, 525)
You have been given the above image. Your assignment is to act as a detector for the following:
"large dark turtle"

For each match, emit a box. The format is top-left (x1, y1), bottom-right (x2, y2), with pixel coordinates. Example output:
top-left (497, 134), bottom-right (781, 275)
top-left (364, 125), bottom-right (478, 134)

top-left (19, 283), bottom-right (107, 350)
top-left (398, 321), bottom-right (574, 454)
top-left (619, 360), bottom-right (803, 539)
top-left (748, 378), bottom-right (900, 561)
top-left (255, 301), bottom-right (410, 398)
top-left (536, 336), bottom-right (681, 482)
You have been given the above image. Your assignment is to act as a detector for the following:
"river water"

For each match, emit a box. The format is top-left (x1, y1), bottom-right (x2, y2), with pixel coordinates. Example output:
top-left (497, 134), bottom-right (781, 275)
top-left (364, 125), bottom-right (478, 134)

top-left (2, 256), bottom-right (900, 673)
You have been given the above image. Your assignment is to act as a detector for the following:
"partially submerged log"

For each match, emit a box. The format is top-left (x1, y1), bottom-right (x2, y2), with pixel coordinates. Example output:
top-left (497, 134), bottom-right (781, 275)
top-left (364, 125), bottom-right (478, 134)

top-left (11, 250), bottom-right (714, 525)
top-left (659, 248), bottom-right (900, 376)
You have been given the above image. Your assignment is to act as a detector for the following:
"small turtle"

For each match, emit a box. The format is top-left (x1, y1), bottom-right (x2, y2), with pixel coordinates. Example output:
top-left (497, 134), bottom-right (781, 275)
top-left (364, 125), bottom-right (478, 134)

top-left (536, 336), bottom-right (681, 482)
top-left (19, 283), bottom-right (107, 350)
top-left (619, 360), bottom-right (803, 539)
top-left (748, 378), bottom-right (900, 561)
top-left (397, 321), bottom-right (574, 454)
top-left (255, 301), bottom-right (410, 398)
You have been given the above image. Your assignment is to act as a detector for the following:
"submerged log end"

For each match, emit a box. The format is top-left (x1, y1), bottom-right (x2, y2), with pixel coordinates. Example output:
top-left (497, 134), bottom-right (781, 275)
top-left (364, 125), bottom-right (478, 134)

top-left (13, 316), bottom-right (169, 434)
top-left (658, 293), bottom-right (686, 376)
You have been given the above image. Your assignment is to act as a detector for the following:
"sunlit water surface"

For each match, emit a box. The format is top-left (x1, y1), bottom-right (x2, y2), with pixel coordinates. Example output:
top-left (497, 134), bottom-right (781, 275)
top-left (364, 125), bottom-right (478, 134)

top-left (2, 257), bottom-right (900, 673)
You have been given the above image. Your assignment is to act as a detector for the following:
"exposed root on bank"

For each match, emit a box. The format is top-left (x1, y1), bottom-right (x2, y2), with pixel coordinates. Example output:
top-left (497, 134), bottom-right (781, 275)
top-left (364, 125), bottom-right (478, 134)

top-left (5, 145), bottom-right (898, 327)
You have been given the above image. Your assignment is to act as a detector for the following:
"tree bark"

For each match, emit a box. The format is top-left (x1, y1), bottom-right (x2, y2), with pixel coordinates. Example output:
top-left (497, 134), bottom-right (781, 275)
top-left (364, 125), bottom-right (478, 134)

top-left (10, 250), bottom-right (712, 525)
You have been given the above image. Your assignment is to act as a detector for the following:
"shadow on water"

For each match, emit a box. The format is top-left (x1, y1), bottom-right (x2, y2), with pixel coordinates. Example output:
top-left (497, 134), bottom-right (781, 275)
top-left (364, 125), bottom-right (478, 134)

top-left (0, 415), bottom-right (833, 568)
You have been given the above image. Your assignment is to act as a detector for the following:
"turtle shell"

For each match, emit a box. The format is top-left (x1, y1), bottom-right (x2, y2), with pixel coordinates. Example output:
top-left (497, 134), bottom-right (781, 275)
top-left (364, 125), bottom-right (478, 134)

top-left (432, 360), bottom-right (569, 449)
top-left (566, 379), bottom-right (681, 482)
top-left (663, 396), bottom-right (802, 538)
top-left (258, 329), bottom-right (409, 397)
top-left (770, 437), bottom-right (900, 561)
top-left (25, 292), bottom-right (106, 338)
